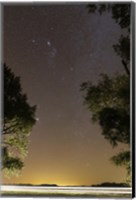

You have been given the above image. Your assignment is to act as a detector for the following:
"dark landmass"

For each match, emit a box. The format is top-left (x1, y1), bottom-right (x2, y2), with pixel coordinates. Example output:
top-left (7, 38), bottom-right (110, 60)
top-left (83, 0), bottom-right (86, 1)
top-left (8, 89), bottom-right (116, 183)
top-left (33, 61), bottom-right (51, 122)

top-left (4, 183), bottom-right (58, 187)
top-left (4, 182), bottom-right (130, 187)
top-left (39, 184), bottom-right (58, 187)
top-left (91, 182), bottom-right (130, 187)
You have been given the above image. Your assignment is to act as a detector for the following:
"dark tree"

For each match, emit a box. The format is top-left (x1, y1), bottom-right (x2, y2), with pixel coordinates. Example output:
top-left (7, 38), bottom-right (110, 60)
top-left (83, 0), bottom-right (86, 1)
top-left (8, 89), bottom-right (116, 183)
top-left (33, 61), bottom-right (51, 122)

top-left (2, 64), bottom-right (36, 176)
top-left (81, 3), bottom-right (131, 184)
top-left (88, 3), bottom-right (130, 75)
top-left (81, 74), bottom-right (130, 146)
top-left (81, 75), bottom-right (130, 185)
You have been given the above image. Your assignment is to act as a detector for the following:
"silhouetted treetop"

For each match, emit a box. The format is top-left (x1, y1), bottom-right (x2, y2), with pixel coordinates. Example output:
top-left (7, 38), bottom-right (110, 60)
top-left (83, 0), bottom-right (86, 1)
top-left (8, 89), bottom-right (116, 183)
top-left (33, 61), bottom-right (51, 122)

top-left (87, 4), bottom-right (130, 30)
top-left (3, 63), bottom-right (37, 176)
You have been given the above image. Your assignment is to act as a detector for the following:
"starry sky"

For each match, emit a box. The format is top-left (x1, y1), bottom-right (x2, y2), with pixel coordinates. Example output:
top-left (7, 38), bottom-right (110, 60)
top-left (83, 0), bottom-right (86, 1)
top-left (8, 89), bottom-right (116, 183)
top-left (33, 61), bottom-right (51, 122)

top-left (3, 3), bottom-right (128, 186)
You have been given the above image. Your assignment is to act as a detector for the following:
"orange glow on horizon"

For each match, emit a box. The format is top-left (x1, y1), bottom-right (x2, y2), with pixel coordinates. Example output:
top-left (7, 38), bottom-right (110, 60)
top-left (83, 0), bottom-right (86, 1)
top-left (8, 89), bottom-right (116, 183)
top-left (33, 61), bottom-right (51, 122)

top-left (3, 4), bottom-right (130, 187)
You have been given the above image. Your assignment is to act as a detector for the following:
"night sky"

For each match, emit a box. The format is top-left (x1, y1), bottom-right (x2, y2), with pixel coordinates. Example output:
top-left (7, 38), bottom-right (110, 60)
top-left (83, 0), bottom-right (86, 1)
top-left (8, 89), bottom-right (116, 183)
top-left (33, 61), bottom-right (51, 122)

top-left (3, 3), bottom-right (127, 186)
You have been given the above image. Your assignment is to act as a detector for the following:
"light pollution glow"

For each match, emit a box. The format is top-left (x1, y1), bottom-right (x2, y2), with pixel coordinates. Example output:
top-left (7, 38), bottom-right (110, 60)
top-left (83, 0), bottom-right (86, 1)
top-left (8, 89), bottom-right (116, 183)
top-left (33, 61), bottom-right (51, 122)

top-left (3, 4), bottom-right (130, 186)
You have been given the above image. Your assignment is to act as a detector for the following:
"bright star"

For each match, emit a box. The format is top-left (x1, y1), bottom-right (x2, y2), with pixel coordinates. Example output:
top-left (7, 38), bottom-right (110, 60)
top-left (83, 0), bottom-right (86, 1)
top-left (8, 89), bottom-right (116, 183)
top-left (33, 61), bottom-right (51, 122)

top-left (47, 41), bottom-right (51, 47)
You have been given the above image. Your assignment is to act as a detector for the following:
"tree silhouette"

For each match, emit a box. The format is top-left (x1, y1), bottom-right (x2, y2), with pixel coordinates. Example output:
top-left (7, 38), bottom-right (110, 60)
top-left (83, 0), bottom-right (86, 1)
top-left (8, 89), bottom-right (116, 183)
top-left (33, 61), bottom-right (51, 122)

top-left (81, 3), bottom-right (131, 184)
top-left (81, 74), bottom-right (129, 146)
top-left (2, 63), bottom-right (36, 176)
top-left (88, 3), bottom-right (130, 75)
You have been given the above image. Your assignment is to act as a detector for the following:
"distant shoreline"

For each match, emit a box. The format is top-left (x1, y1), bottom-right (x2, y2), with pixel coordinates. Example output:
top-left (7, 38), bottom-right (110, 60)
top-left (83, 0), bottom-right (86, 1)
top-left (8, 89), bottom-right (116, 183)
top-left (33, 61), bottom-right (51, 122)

top-left (2, 182), bottom-right (130, 187)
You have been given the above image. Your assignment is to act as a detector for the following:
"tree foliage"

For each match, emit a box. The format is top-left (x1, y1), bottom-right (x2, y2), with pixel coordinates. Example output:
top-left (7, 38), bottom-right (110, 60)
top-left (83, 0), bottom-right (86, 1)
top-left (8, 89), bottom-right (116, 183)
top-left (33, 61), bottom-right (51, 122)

top-left (81, 74), bottom-right (130, 147)
top-left (81, 3), bottom-right (131, 184)
top-left (2, 63), bottom-right (36, 176)
top-left (87, 3), bottom-right (130, 29)
top-left (81, 74), bottom-right (130, 185)
top-left (88, 3), bottom-right (130, 75)
top-left (111, 150), bottom-right (131, 184)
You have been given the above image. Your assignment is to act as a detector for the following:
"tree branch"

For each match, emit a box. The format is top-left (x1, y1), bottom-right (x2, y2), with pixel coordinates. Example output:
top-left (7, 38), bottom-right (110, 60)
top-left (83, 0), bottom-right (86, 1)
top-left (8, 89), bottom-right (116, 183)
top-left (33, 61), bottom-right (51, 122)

top-left (122, 60), bottom-right (130, 75)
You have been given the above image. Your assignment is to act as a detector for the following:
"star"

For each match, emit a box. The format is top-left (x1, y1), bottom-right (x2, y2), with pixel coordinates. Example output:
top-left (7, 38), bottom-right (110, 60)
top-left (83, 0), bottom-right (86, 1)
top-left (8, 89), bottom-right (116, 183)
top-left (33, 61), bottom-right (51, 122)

top-left (47, 41), bottom-right (51, 47)
top-left (70, 67), bottom-right (74, 71)
top-left (32, 39), bottom-right (36, 43)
